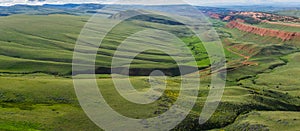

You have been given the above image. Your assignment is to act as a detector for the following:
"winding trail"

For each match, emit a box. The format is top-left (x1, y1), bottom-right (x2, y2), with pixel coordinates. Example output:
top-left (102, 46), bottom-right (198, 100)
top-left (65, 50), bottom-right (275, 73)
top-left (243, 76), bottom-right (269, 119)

top-left (223, 39), bottom-right (258, 66)
top-left (226, 47), bottom-right (258, 66)
top-left (198, 39), bottom-right (258, 78)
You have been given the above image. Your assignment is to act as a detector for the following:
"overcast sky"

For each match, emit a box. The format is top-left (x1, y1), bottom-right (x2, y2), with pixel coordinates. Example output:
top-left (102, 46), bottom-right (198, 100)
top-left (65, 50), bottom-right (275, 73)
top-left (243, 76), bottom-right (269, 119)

top-left (0, 0), bottom-right (299, 6)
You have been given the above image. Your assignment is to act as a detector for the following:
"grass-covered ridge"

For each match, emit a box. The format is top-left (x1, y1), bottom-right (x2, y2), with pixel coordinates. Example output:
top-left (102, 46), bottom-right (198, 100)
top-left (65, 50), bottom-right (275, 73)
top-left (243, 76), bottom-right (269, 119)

top-left (0, 10), bottom-right (300, 130)
top-left (275, 10), bottom-right (300, 18)
top-left (255, 22), bottom-right (300, 32)
top-left (0, 14), bottom-right (212, 76)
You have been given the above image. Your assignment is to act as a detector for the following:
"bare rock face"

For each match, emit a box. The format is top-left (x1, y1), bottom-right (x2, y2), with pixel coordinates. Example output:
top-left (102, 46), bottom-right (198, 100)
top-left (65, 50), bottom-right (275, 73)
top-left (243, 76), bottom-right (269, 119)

top-left (223, 16), bottom-right (231, 21)
top-left (226, 21), bottom-right (300, 41)
top-left (207, 12), bottom-right (221, 19)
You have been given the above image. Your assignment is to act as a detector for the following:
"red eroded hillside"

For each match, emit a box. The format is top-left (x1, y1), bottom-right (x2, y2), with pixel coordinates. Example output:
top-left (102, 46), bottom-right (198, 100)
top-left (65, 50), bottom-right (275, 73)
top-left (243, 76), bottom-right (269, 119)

top-left (226, 21), bottom-right (300, 41)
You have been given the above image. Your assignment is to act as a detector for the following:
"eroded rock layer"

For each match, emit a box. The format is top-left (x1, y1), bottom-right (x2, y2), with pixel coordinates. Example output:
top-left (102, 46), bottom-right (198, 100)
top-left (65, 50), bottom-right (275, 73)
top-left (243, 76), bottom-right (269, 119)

top-left (227, 21), bottom-right (300, 41)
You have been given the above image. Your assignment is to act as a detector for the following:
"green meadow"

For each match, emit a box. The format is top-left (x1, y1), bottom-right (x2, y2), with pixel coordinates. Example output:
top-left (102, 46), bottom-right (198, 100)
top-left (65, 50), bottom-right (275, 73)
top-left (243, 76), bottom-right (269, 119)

top-left (275, 10), bottom-right (300, 17)
top-left (255, 22), bottom-right (300, 32)
top-left (0, 12), bottom-right (299, 130)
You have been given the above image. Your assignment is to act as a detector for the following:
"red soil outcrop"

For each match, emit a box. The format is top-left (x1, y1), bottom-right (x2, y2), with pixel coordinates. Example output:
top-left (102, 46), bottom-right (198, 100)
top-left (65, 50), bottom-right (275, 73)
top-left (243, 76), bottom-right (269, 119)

top-left (227, 21), bottom-right (300, 41)
top-left (223, 16), bottom-right (231, 21)
top-left (207, 12), bottom-right (221, 19)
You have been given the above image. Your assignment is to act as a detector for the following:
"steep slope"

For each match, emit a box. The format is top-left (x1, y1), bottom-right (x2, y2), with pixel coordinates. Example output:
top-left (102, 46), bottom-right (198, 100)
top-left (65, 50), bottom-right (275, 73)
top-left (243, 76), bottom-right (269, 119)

top-left (226, 21), bottom-right (300, 41)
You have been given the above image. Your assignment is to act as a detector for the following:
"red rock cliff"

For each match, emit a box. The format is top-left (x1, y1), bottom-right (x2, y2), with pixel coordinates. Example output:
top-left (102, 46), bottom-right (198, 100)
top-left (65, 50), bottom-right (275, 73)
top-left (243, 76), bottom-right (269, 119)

top-left (226, 21), bottom-right (300, 41)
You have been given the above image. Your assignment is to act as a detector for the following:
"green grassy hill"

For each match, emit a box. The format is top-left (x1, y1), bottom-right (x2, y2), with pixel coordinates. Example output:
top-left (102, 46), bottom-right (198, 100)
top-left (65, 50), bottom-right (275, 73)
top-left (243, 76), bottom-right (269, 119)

top-left (0, 12), bottom-right (299, 130)
top-left (255, 22), bottom-right (300, 32)
top-left (0, 14), bottom-right (212, 76)
top-left (275, 10), bottom-right (300, 18)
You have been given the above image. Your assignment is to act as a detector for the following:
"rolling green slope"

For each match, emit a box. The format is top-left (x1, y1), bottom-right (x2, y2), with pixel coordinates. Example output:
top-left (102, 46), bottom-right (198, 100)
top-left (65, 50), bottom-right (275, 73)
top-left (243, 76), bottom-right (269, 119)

top-left (0, 13), bottom-right (300, 131)
top-left (0, 14), bottom-right (212, 75)
top-left (224, 111), bottom-right (300, 131)
top-left (255, 22), bottom-right (300, 32)
top-left (0, 15), bottom-right (86, 74)
top-left (276, 10), bottom-right (300, 18)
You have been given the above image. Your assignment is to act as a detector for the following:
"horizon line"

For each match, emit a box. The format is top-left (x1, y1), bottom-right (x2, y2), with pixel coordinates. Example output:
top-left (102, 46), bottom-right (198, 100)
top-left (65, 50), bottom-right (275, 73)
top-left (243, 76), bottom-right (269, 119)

top-left (1, 2), bottom-right (300, 7)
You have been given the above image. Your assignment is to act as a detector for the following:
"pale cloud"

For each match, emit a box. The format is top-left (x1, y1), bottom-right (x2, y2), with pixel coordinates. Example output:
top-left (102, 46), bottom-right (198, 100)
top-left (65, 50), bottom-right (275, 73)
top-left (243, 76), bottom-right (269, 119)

top-left (0, 0), bottom-right (299, 6)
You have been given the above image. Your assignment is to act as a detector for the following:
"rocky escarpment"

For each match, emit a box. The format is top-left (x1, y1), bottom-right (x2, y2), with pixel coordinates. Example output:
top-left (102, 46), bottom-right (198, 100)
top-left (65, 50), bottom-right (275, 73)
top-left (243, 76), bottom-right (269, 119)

top-left (227, 21), bottom-right (300, 41)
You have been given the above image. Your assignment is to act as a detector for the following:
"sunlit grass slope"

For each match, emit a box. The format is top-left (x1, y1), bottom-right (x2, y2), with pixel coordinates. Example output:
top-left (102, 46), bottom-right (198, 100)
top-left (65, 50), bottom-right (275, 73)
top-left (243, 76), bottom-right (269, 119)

top-left (0, 14), bottom-right (213, 75)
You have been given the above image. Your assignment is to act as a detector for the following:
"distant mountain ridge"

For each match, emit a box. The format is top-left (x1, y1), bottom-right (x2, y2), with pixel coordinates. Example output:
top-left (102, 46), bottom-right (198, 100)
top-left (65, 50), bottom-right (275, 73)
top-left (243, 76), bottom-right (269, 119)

top-left (0, 4), bottom-right (105, 16)
top-left (1, 3), bottom-right (299, 17)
